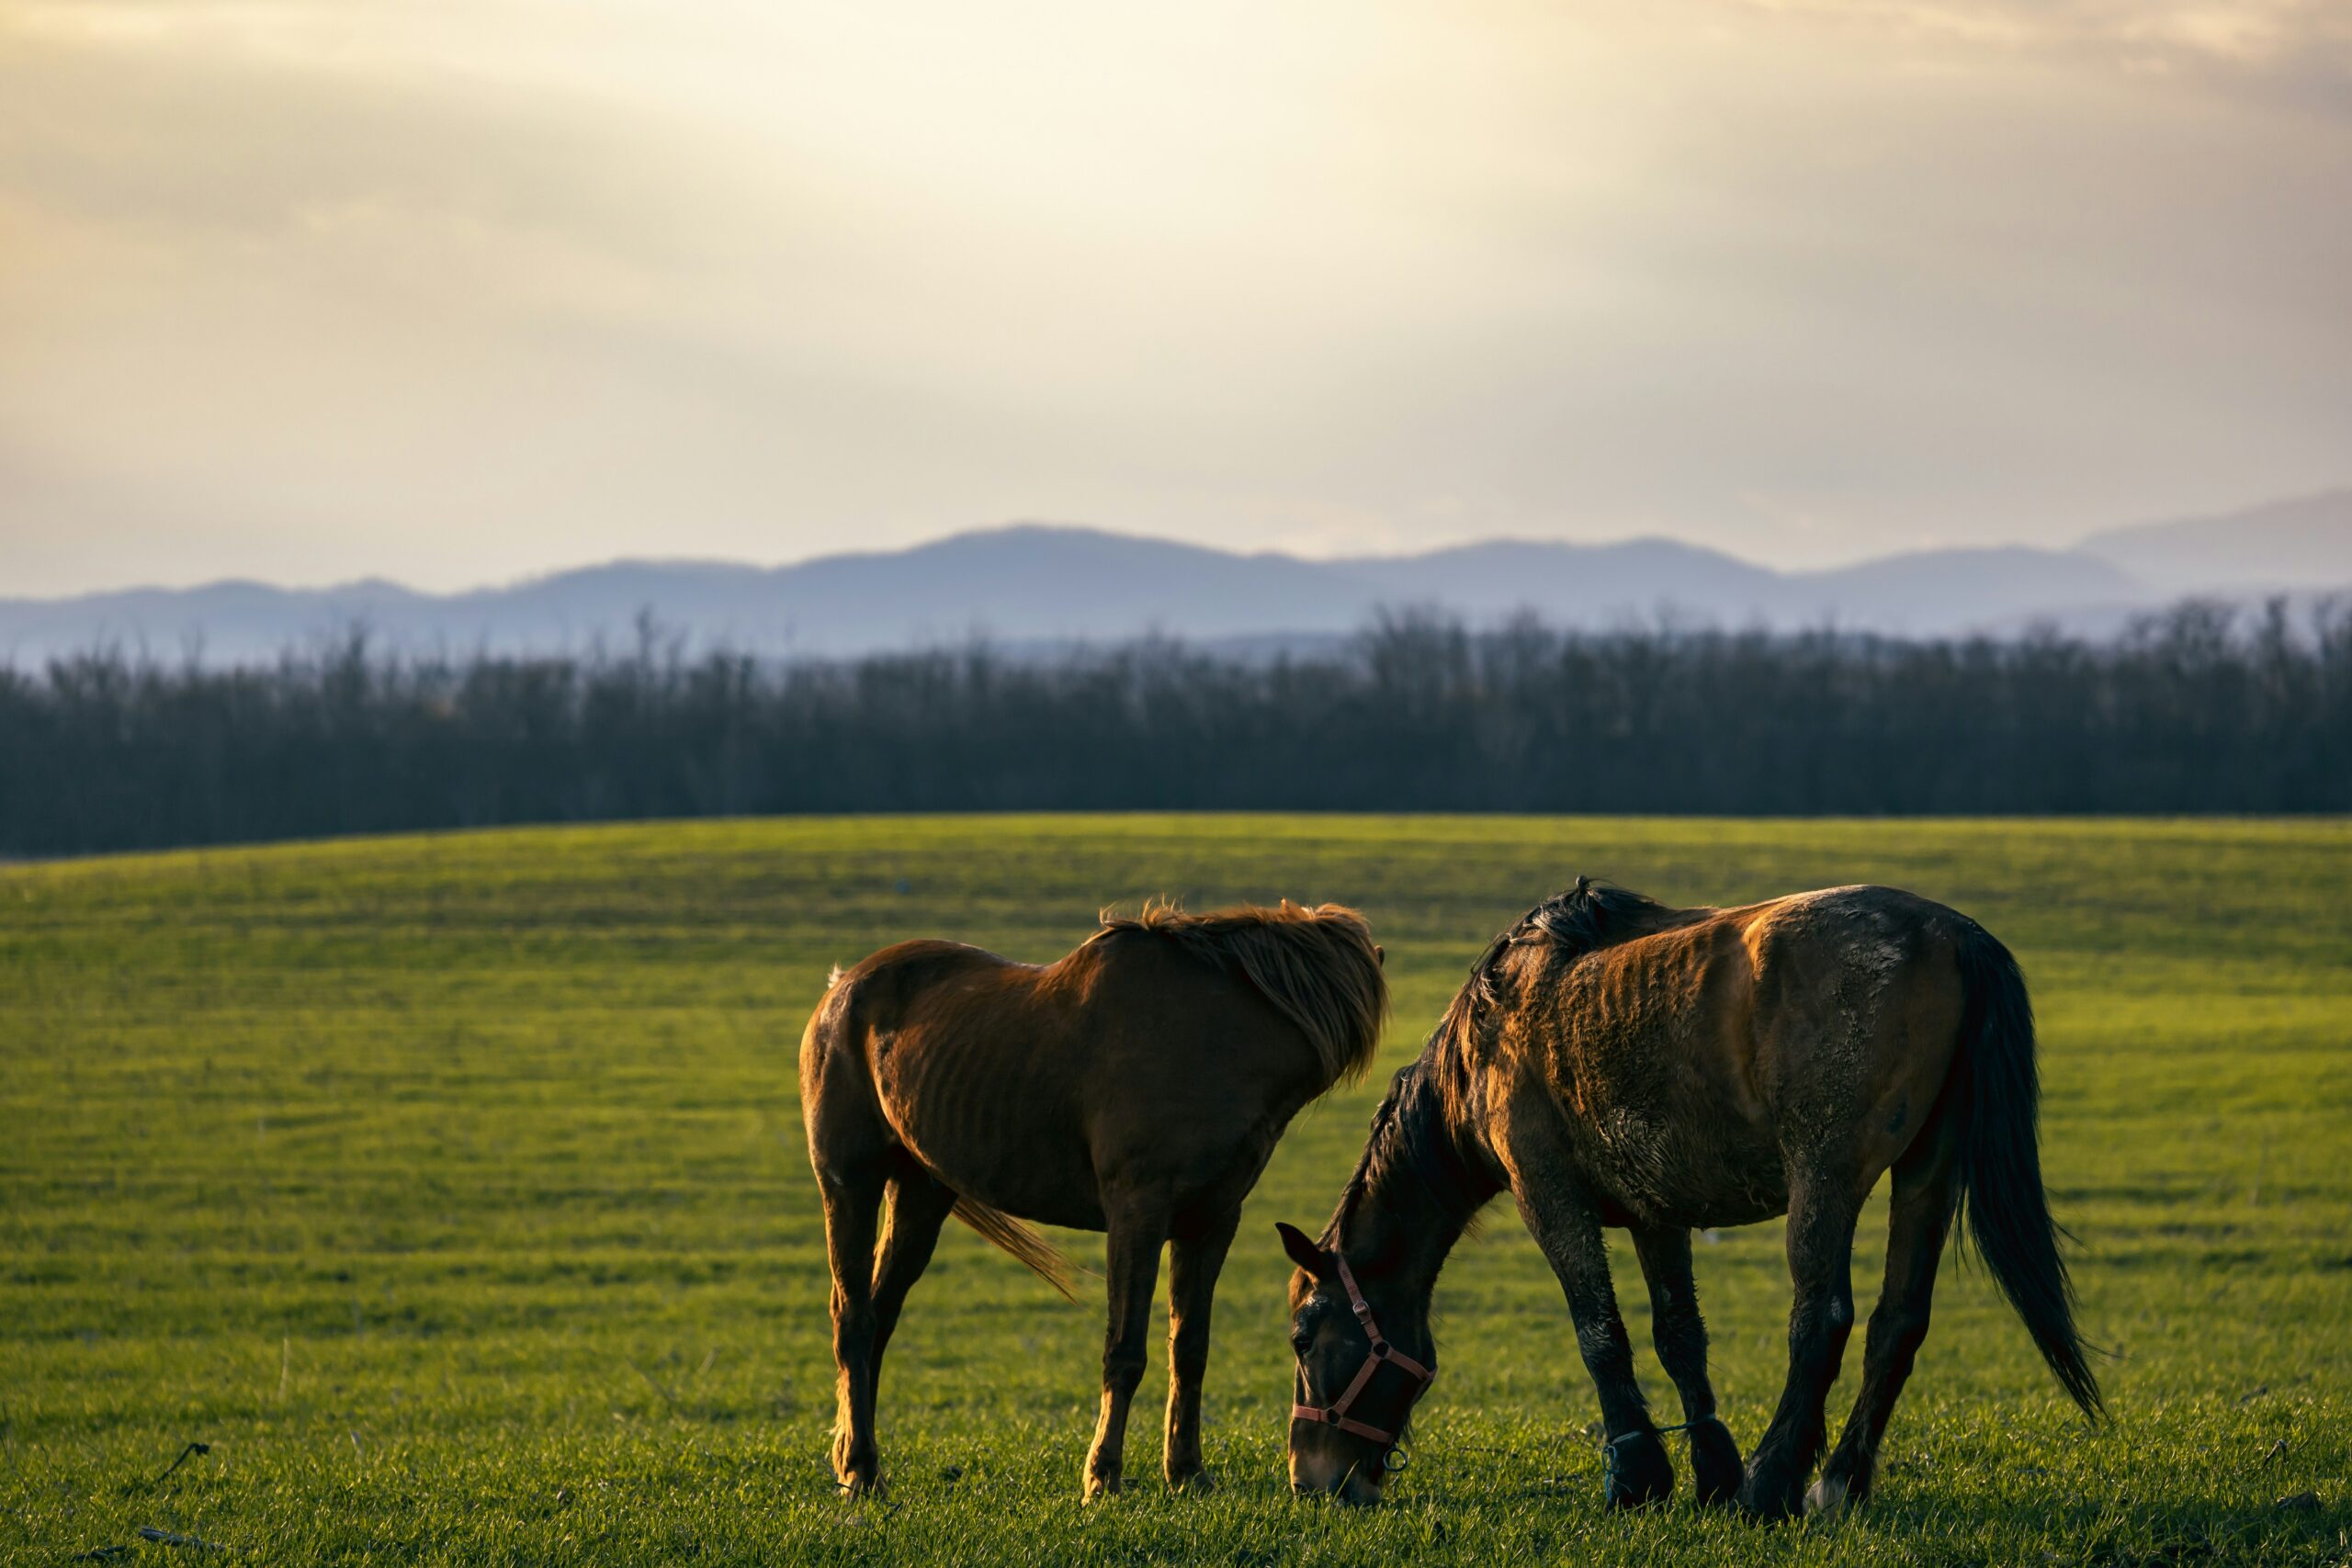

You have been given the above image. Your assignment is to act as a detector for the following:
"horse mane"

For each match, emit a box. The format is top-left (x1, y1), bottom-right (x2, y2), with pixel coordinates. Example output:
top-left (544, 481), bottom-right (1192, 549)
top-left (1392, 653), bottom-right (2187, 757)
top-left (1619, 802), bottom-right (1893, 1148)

top-left (1091, 899), bottom-right (1387, 1085)
top-left (1324, 1062), bottom-right (1420, 1243)
top-left (1314, 878), bottom-right (1668, 1250)
top-left (1425, 875), bottom-right (1671, 1066)
top-left (1322, 1055), bottom-right (1488, 1251)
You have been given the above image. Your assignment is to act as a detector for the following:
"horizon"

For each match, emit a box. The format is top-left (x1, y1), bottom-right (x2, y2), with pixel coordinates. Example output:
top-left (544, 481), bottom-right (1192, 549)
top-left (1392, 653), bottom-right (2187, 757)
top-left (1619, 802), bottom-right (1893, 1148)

top-left (6, 3), bottom-right (2349, 598)
top-left (12, 484), bottom-right (2349, 604)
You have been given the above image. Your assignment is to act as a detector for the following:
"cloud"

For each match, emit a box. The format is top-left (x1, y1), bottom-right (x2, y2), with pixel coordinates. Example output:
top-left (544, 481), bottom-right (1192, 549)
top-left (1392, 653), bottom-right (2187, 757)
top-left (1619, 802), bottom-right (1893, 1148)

top-left (1721, 0), bottom-right (2352, 109)
top-left (1, 0), bottom-right (2347, 592)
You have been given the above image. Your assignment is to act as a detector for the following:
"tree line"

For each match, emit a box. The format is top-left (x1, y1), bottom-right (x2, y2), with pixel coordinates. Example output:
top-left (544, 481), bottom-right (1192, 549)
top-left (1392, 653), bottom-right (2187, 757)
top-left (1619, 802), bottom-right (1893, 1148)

top-left (2, 599), bottom-right (2346, 855)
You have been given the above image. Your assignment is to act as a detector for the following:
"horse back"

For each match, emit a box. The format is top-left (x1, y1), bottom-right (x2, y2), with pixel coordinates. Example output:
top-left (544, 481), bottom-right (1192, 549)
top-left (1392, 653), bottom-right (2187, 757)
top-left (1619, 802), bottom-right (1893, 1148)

top-left (803, 931), bottom-right (1335, 1231)
top-left (1738, 886), bottom-right (1972, 1163)
top-left (1514, 885), bottom-right (1971, 1225)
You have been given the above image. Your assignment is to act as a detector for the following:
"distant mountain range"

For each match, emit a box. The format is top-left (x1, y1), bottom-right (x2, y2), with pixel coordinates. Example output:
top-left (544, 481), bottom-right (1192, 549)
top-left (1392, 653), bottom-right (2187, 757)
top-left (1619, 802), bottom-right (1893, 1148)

top-left (4, 489), bottom-right (2346, 666)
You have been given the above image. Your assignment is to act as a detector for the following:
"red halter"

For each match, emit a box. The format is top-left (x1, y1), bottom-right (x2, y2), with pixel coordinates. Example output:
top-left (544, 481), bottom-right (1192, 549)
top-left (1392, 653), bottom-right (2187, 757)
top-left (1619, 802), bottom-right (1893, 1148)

top-left (1290, 1252), bottom-right (1435, 1450)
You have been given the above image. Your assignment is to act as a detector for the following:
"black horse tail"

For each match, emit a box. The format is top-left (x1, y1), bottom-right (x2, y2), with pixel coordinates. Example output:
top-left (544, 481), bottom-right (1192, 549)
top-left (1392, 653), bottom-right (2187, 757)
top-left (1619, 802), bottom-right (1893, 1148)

top-left (1955, 924), bottom-right (2104, 1418)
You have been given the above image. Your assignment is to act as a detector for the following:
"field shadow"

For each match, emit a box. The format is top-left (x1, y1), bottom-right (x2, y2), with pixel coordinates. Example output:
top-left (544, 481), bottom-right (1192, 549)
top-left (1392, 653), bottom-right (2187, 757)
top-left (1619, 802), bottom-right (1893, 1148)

top-left (1339, 1446), bottom-right (2348, 1562)
top-left (1843, 1490), bottom-right (2347, 1562)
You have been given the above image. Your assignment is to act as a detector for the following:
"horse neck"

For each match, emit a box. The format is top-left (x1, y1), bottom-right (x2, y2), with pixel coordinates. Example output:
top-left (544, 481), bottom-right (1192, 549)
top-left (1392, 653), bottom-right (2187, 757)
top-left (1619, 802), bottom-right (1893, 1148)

top-left (1333, 1062), bottom-right (1501, 1323)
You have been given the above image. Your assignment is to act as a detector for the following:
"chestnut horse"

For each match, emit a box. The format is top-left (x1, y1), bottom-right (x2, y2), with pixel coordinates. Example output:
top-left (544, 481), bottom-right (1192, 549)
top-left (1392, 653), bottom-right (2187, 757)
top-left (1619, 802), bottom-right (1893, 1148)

top-left (1280, 879), bottom-right (2099, 1516)
top-left (802, 901), bottom-right (1385, 1499)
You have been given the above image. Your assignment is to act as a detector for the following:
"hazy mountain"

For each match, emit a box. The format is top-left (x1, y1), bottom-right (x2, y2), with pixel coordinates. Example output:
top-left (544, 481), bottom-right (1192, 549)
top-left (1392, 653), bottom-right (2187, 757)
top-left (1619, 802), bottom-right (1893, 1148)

top-left (1790, 547), bottom-right (2141, 629)
top-left (0, 578), bottom-right (434, 666)
top-left (1330, 537), bottom-right (2145, 632)
top-left (4, 492), bottom-right (2344, 667)
top-left (751, 527), bottom-right (1368, 647)
top-left (1334, 537), bottom-right (1783, 623)
top-left (2075, 489), bottom-right (2352, 596)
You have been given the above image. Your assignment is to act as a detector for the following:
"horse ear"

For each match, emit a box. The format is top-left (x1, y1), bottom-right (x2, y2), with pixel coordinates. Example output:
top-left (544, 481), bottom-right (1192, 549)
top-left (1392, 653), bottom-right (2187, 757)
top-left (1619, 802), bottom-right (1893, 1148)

top-left (1374, 944), bottom-right (1385, 968)
top-left (1275, 1222), bottom-right (1329, 1278)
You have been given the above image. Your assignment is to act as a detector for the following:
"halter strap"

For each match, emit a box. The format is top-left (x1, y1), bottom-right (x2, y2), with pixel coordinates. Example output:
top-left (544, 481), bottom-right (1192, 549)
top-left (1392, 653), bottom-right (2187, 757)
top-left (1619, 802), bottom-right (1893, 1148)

top-left (1290, 1253), bottom-right (1435, 1450)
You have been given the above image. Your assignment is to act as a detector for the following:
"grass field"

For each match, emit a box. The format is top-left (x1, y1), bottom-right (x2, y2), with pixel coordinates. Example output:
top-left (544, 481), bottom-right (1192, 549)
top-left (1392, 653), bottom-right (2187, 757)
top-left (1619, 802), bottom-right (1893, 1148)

top-left (4, 816), bottom-right (2348, 1566)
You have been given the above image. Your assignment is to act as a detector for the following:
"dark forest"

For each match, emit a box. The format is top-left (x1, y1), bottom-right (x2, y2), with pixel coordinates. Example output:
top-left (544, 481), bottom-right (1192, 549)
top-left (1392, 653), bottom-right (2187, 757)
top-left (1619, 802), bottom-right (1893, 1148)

top-left (4, 599), bottom-right (2345, 856)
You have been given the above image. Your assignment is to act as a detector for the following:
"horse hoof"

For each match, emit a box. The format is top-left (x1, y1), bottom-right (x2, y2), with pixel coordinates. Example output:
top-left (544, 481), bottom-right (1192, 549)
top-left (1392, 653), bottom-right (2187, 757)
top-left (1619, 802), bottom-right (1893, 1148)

top-left (1168, 1468), bottom-right (1216, 1495)
top-left (1604, 1432), bottom-right (1675, 1509)
top-left (836, 1471), bottom-right (884, 1501)
top-left (1735, 1472), bottom-right (1802, 1523)
top-left (1081, 1471), bottom-right (1123, 1503)
top-left (1735, 1450), bottom-right (1811, 1522)
top-left (1805, 1473), bottom-right (1853, 1516)
top-left (1690, 1420), bottom-right (1745, 1507)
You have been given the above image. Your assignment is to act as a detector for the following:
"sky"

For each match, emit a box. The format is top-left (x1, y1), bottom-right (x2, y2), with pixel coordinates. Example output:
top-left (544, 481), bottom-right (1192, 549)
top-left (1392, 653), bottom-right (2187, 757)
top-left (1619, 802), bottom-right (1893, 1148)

top-left (1, 0), bottom-right (2348, 596)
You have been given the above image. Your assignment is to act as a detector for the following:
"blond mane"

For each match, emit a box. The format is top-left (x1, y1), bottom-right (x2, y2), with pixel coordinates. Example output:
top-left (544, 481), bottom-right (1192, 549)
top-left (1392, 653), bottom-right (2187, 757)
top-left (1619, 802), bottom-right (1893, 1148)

top-left (1093, 899), bottom-right (1386, 1086)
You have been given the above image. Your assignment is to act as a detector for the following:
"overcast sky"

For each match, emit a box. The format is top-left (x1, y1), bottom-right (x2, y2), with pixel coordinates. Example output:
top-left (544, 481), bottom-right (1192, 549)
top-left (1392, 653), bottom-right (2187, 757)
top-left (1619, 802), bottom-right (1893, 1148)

top-left (2, 0), bottom-right (2347, 595)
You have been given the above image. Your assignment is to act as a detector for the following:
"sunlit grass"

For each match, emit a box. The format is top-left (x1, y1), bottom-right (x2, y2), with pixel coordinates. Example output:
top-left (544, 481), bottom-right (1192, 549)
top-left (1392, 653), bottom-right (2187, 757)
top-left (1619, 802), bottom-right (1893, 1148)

top-left (4, 816), bottom-right (2347, 1563)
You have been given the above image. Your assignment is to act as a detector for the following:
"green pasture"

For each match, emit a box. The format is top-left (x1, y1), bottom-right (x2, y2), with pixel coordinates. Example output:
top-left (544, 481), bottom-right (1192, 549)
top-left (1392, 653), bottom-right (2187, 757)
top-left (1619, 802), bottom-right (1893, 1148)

top-left (3, 816), bottom-right (2347, 1565)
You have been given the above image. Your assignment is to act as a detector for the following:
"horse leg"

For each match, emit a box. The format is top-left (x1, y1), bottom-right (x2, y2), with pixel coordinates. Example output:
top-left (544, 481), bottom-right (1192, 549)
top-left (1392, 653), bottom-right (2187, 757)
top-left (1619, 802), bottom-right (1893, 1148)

top-left (1162, 1203), bottom-right (1240, 1493)
top-left (816, 1157), bottom-right (888, 1495)
top-left (867, 1159), bottom-right (958, 1396)
top-left (1631, 1224), bottom-right (1743, 1505)
top-left (1737, 1177), bottom-right (1860, 1520)
top-left (1082, 1192), bottom-right (1169, 1501)
top-left (1813, 1108), bottom-right (1962, 1512)
top-left (1511, 1169), bottom-right (1672, 1507)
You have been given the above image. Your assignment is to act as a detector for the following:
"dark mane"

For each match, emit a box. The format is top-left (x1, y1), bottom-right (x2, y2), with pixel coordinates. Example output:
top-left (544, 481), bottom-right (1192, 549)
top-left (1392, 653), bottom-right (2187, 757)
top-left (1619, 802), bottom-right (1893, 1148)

top-left (1425, 876), bottom-right (1671, 1066)
top-left (1323, 1056), bottom-right (1490, 1251)
top-left (1090, 899), bottom-right (1387, 1085)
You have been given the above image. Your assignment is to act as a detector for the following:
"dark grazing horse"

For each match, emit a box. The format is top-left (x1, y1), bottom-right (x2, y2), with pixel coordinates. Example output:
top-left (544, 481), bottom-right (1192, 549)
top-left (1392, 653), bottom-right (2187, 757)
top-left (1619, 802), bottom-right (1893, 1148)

top-left (1279, 879), bottom-right (2099, 1516)
top-left (802, 901), bottom-right (1385, 1499)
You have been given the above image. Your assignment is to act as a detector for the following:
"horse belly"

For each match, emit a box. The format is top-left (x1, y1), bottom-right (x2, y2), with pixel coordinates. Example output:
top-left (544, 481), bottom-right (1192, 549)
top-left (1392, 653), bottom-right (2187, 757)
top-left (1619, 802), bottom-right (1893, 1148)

top-left (1559, 934), bottom-right (1790, 1229)
top-left (1582, 1105), bottom-right (1788, 1230)
top-left (872, 1043), bottom-right (1108, 1230)
top-left (1659, 1136), bottom-right (1788, 1228)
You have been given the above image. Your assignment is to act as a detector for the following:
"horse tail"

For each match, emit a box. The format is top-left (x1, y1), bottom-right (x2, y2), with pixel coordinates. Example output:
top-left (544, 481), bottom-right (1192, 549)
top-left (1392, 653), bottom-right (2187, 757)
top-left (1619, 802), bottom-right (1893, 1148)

top-left (1954, 924), bottom-right (2104, 1418)
top-left (805, 960), bottom-right (1076, 1303)
top-left (950, 1198), bottom-right (1077, 1303)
